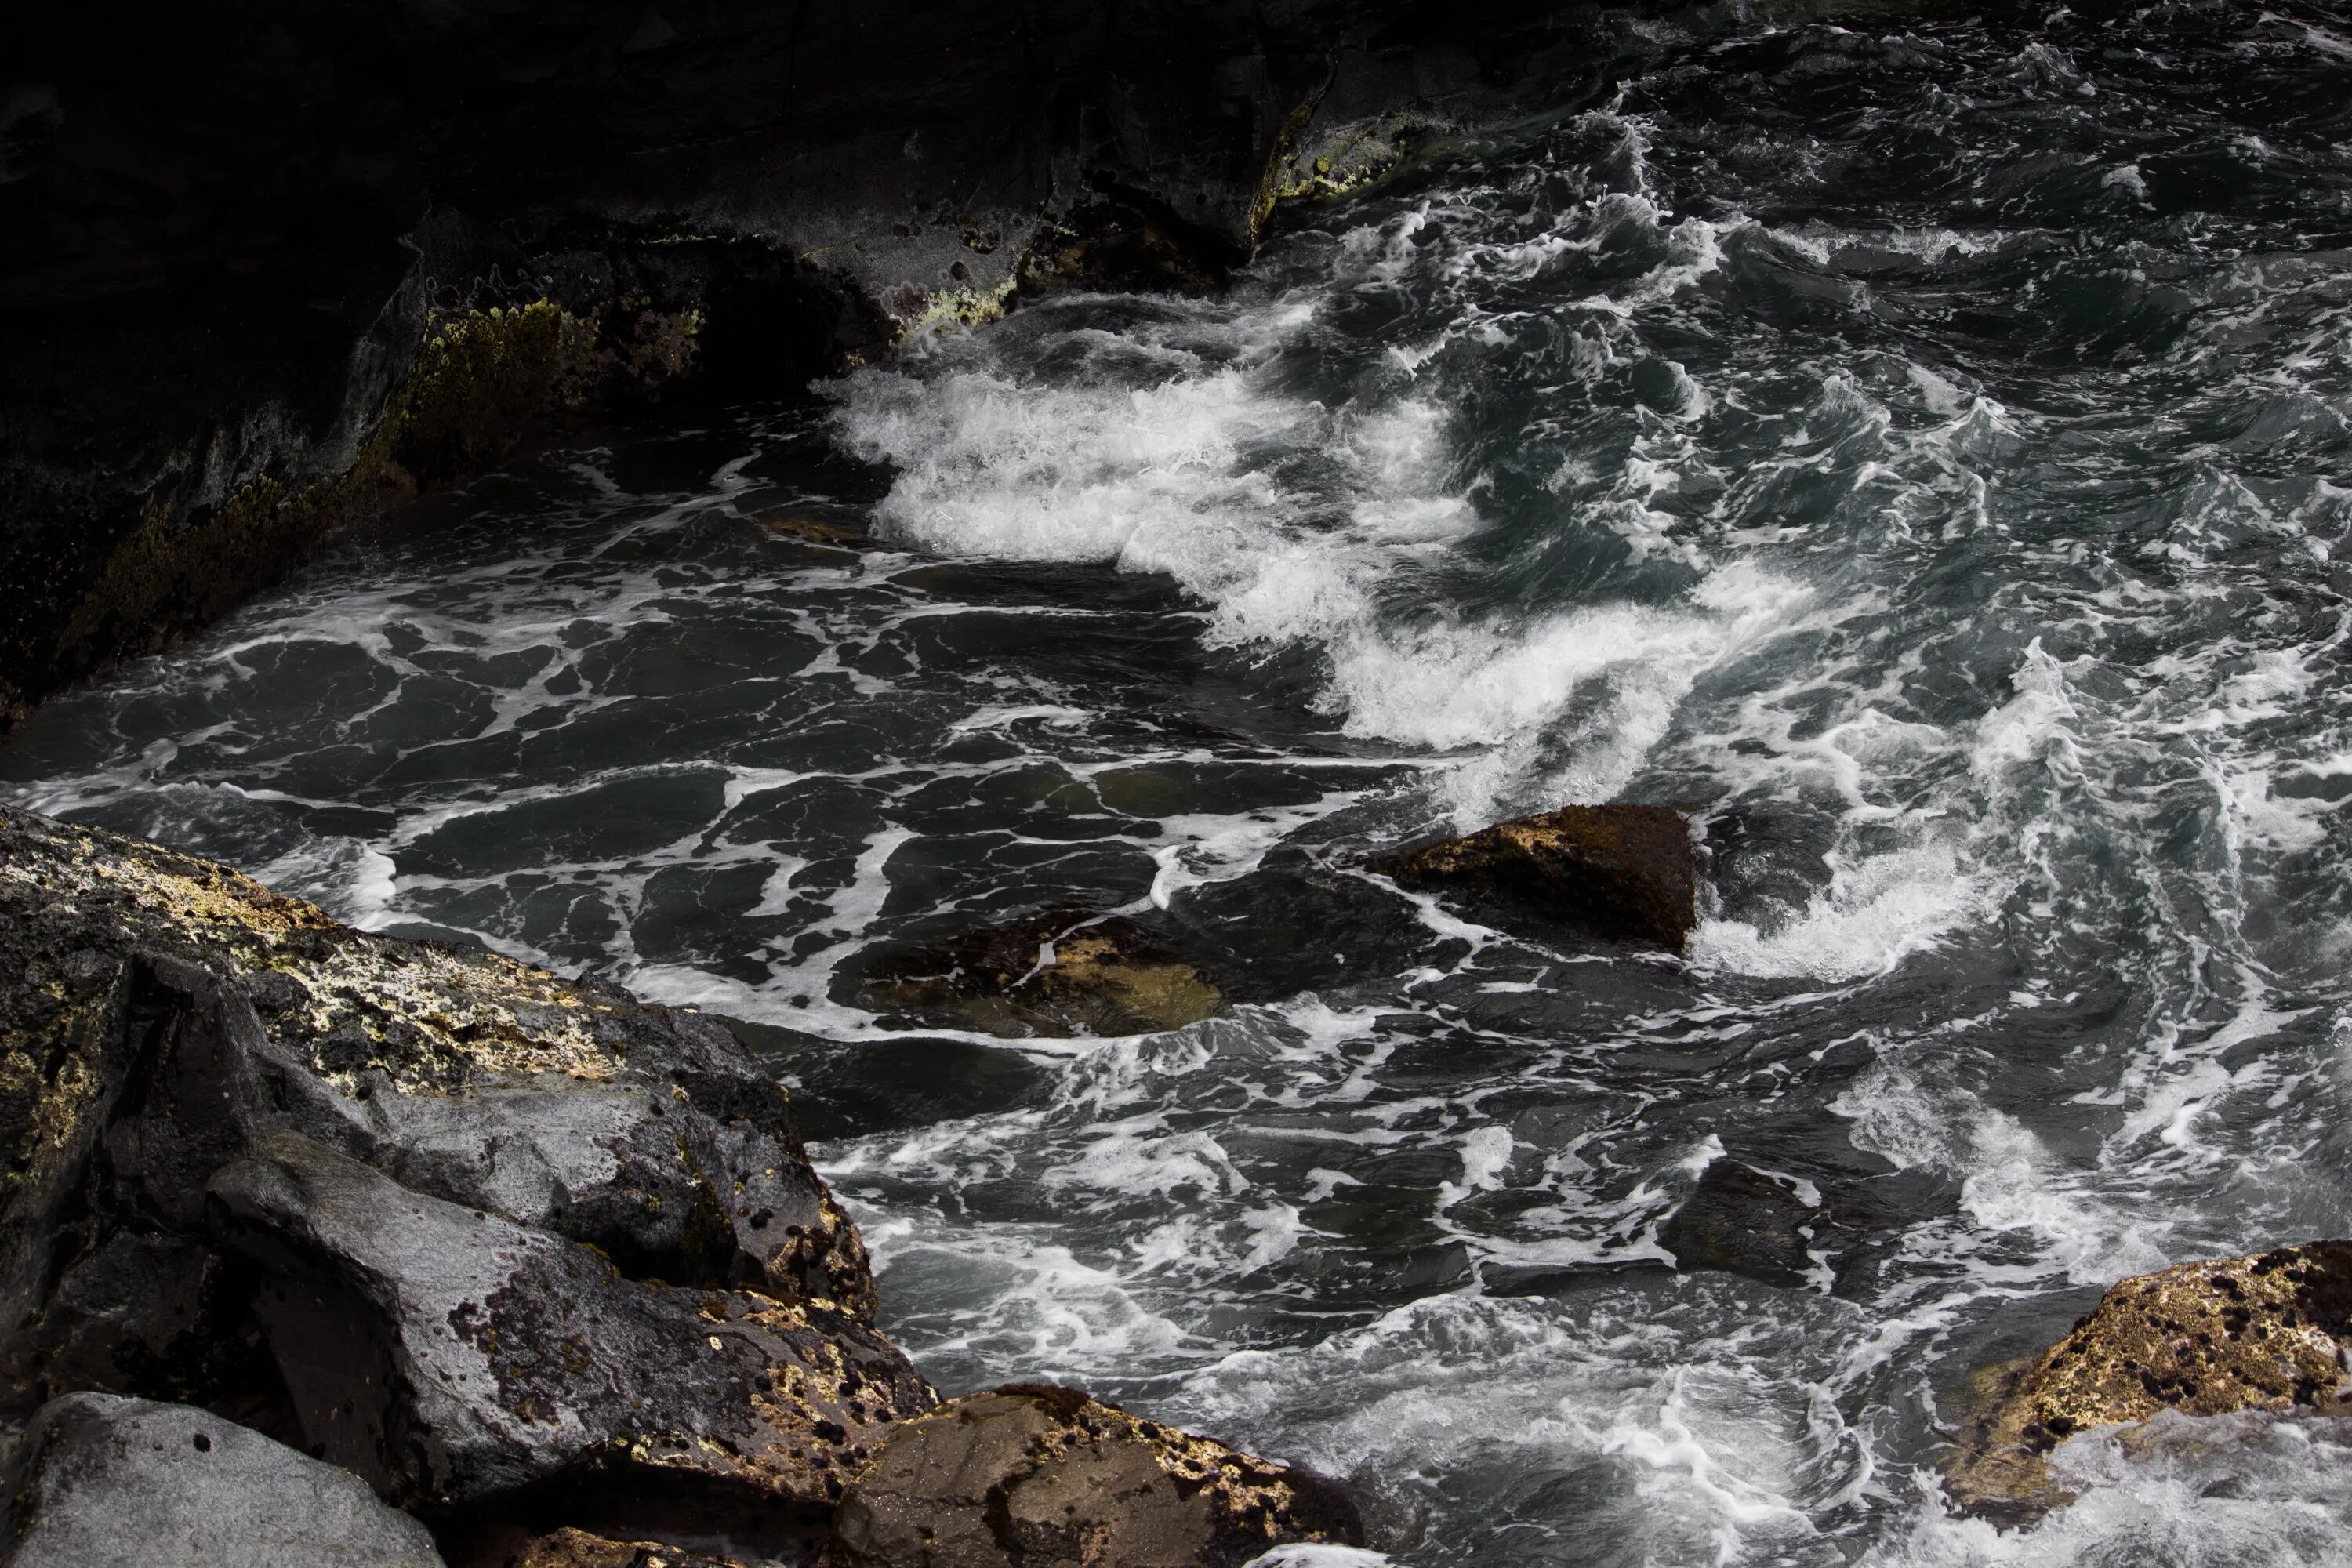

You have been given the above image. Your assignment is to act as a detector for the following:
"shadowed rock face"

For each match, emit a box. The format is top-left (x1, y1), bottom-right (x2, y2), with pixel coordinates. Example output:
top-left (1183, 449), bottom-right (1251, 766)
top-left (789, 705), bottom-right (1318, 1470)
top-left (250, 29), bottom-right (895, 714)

top-left (1, 0), bottom-right (1643, 729)
top-left (0, 1391), bottom-right (447, 1567)
top-left (1369, 804), bottom-right (1698, 951)
top-left (834, 1385), bottom-right (1364, 1568)
top-left (855, 909), bottom-right (1227, 1039)
top-left (1945, 1240), bottom-right (2352, 1518)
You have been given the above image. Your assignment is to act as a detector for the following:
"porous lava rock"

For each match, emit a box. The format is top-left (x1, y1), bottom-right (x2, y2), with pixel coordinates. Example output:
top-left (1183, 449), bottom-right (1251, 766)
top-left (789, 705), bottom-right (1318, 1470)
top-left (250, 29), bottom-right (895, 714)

top-left (1368, 804), bottom-right (1697, 950)
top-left (833, 1385), bottom-right (1364, 1568)
top-left (1945, 1240), bottom-right (2352, 1517)
top-left (0, 1390), bottom-right (446, 1567)
top-left (856, 909), bottom-right (1225, 1039)
top-left (0, 806), bottom-right (1361, 1561)
top-left (209, 1129), bottom-right (936, 1515)
top-left (0, 800), bottom-right (873, 1399)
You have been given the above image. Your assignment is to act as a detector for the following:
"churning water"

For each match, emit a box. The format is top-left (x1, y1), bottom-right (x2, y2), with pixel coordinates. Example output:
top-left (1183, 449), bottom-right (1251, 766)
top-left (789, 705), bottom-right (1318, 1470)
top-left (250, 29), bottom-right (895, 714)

top-left (13, 3), bottom-right (2352, 1561)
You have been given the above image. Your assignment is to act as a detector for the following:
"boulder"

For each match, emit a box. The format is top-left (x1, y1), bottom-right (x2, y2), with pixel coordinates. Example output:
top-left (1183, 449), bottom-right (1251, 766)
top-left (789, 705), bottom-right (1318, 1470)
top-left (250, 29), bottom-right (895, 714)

top-left (206, 1130), bottom-right (935, 1517)
top-left (1945, 1240), bottom-right (2352, 1517)
top-left (0, 1390), bottom-right (445, 1567)
top-left (1368, 804), bottom-right (1697, 951)
top-left (855, 909), bottom-right (1225, 1039)
top-left (833, 1385), bottom-right (1363, 1568)
top-left (0, 801), bottom-right (873, 1423)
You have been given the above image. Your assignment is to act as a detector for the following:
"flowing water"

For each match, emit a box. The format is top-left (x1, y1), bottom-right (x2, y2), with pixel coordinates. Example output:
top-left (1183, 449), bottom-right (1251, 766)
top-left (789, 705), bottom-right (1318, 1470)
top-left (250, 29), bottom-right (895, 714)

top-left (12, 3), bottom-right (2352, 1562)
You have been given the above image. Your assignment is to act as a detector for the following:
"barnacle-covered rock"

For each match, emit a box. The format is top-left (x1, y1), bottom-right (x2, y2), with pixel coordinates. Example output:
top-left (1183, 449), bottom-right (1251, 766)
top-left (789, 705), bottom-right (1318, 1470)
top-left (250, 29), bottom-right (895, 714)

top-left (833, 1384), bottom-right (1363, 1568)
top-left (1945, 1240), bottom-right (2352, 1517)
top-left (0, 802), bottom-right (873, 1380)
top-left (855, 909), bottom-right (1225, 1039)
top-left (1368, 804), bottom-right (1697, 951)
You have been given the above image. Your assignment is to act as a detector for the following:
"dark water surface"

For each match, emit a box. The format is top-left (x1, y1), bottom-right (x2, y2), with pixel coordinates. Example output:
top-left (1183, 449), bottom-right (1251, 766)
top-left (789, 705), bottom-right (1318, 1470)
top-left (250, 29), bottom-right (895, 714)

top-left (13, 4), bottom-right (2352, 1562)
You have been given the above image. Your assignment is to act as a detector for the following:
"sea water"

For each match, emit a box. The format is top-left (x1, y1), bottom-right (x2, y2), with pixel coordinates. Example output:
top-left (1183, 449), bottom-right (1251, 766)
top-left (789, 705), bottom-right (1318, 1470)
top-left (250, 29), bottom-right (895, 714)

top-left (11, 4), bottom-right (2352, 1562)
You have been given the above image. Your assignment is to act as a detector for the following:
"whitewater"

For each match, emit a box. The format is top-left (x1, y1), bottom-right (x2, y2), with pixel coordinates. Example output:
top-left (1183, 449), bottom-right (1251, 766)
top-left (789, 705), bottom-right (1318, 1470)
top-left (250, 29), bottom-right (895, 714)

top-left (10, 3), bottom-right (2352, 1562)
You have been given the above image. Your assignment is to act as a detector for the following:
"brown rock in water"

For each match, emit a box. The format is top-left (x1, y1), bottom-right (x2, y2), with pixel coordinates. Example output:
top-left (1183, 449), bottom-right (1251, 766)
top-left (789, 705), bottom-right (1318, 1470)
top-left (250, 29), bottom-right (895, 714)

top-left (504, 1527), bottom-right (747, 1567)
top-left (761, 514), bottom-right (873, 550)
top-left (857, 909), bottom-right (1225, 1039)
top-left (1945, 1240), bottom-right (2352, 1518)
top-left (833, 1385), bottom-right (1363, 1568)
top-left (1368, 804), bottom-right (1697, 950)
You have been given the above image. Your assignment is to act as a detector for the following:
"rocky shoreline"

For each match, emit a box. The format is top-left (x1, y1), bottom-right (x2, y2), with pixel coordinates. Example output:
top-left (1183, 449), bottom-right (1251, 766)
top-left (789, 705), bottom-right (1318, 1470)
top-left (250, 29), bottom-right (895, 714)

top-left (1, 0), bottom-right (1698, 730)
top-left (0, 804), bottom-right (1359, 1564)
top-left (4, 803), bottom-right (2351, 1558)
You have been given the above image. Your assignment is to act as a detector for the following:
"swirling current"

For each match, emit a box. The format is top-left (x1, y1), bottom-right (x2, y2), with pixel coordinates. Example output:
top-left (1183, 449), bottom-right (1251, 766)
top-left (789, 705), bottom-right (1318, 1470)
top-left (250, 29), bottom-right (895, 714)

top-left (12, 4), bottom-right (2352, 1563)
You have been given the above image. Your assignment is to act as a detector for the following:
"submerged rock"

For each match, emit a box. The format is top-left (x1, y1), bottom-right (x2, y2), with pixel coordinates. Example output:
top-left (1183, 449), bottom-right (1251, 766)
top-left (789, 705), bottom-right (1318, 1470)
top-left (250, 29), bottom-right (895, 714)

top-left (855, 909), bottom-right (1225, 1039)
top-left (1368, 804), bottom-right (1698, 951)
top-left (760, 514), bottom-right (874, 550)
top-left (1659, 1160), bottom-right (1825, 1290)
top-left (0, 1390), bottom-right (445, 1567)
top-left (833, 1385), bottom-right (1363, 1568)
top-left (1945, 1240), bottom-right (2352, 1517)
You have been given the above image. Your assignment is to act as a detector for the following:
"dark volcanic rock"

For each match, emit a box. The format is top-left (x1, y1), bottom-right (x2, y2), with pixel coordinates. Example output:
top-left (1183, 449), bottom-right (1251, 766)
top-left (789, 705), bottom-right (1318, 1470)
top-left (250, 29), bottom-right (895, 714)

top-left (0, 805), bottom-right (1360, 1559)
top-left (833, 1385), bottom-right (1363, 1568)
top-left (1369, 804), bottom-right (1698, 950)
top-left (0, 1390), bottom-right (445, 1566)
top-left (1945, 1240), bottom-right (2352, 1518)
top-left (1659, 1159), bottom-right (1825, 1290)
top-left (855, 909), bottom-right (1226, 1039)
top-left (207, 1129), bottom-right (935, 1516)
top-left (0, 801), bottom-right (873, 1416)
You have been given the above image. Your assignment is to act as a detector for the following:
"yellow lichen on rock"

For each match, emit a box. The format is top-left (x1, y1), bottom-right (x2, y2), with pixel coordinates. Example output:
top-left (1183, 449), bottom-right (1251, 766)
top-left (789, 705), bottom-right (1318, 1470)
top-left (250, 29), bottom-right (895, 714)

top-left (1945, 1240), bottom-right (2352, 1515)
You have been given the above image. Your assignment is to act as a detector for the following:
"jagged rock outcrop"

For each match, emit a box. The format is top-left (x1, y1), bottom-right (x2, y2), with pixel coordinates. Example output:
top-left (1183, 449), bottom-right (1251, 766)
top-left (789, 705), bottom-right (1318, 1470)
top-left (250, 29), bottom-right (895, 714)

top-left (212, 1130), bottom-right (935, 1515)
top-left (855, 909), bottom-right (1225, 1039)
top-left (2, 0), bottom-right (1653, 728)
top-left (834, 1385), bottom-right (1363, 1568)
top-left (0, 804), bottom-right (873, 1398)
top-left (1945, 1240), bottom-right (2352, 1518)
top-left (1369, 804), bottom-right (1698, 950)
top-left (0, 805), bottom-right (1363, 1562)
top-left (0, 1391), bottom-right (447, 1567)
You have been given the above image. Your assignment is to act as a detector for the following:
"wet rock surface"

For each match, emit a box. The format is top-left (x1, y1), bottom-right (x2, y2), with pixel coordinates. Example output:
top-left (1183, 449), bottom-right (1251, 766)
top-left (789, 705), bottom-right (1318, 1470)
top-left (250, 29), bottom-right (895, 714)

top-left (210, 1129), bottom-right (935, 1515)
top-left (0, 1390), bottom-right (446, 1566)
top-left (1659, 1159), bottom-right (1828, 1290)
top-left (0, 801), bottom-right (873, 1358)
top-left (855, 909), bottom-right (1226, 1040)
top-left (0, 805), bottom-right (1361, 1563)
top-left (1945, 1240), bottom-right (2352, 1517)
top-left (834, 1385), bottom-right (1363, 1568)
top-left (1369, 804), bottom-right (1698, 950)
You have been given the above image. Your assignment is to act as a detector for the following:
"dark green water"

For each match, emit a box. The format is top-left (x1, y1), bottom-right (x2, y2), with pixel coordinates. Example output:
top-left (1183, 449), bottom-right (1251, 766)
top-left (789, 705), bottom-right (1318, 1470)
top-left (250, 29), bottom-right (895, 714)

top-left (12, 4), bottom-right (2352, 1562)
